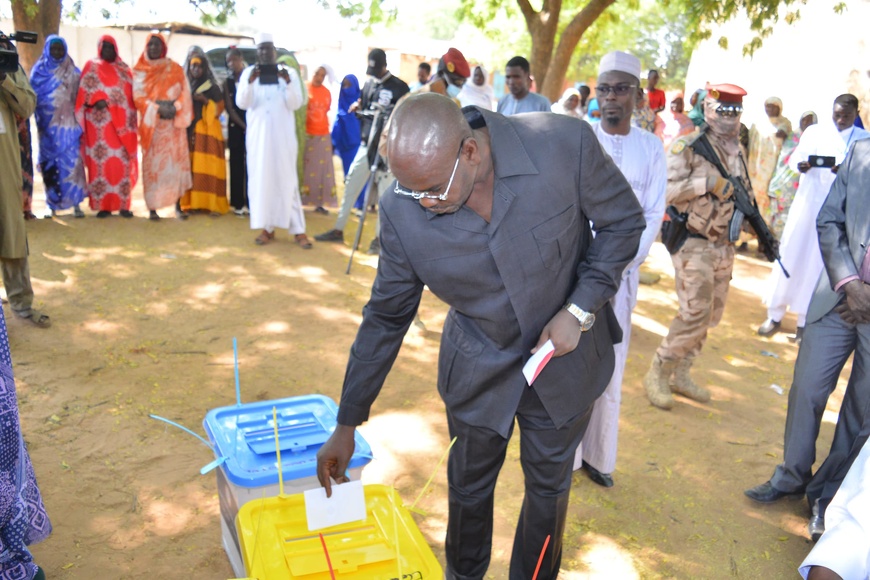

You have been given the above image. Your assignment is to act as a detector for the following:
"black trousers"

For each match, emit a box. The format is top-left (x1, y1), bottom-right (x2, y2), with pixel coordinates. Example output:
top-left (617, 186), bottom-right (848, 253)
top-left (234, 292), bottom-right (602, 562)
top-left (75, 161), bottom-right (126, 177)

top-left (444, 386), bottom-right (592, 580)
top-left (228, 140), bottom-right (247, 211)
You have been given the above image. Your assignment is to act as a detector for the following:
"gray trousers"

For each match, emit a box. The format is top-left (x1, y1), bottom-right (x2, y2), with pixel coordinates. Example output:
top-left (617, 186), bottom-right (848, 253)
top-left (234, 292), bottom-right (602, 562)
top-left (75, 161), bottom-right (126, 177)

top-left (806, 313), bottom-right (870, 517)
top-left (1, 257), bottom-right (34, 316)
top-left (444, 386), bottom-right (591, 580)
top-left (770, 307), bottom-right (869, 492)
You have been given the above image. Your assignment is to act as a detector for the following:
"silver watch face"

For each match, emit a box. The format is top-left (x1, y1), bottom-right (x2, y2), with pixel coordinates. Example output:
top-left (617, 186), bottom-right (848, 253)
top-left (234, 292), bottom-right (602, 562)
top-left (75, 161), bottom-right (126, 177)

top-left (566, 303), bottom-right (595, 331)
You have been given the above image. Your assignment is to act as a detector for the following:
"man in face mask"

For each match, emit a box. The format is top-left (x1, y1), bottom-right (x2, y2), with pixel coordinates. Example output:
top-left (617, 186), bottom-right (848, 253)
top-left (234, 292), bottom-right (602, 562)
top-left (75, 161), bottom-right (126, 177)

top-left (643, 82), bottom-right (747, 410)
top-left (421, 47), bottom-right (470, 102)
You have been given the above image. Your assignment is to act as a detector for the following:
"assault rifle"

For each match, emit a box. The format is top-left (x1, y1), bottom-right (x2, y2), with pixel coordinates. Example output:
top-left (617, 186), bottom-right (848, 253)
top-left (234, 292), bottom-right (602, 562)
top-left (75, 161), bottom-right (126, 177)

top-left (690, 126), bottom-right (789, 278)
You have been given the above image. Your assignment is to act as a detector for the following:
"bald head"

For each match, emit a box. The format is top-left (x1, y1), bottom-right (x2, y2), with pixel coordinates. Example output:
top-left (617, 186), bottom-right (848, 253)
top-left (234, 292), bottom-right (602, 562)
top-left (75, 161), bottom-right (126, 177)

top-left (387, 93), bottom-right (471, 168)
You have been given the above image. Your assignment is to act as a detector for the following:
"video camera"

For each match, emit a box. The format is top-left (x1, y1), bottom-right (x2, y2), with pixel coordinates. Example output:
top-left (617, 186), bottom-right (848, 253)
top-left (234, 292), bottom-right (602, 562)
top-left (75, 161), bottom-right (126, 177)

top-left (0, 30), bottom-right (38, 74)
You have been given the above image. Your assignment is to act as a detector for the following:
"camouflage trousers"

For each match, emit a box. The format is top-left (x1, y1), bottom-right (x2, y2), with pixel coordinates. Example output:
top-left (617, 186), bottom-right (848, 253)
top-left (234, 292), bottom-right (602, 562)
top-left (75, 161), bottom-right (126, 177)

top-left (656, 237), bottom-right (734, 362)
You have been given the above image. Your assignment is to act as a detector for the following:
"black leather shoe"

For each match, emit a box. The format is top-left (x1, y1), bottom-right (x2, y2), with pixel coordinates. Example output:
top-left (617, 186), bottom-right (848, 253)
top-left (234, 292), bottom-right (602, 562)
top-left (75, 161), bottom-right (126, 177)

top-left (582, 460), bottom-right (614, 488)
top-left (744, 480), bottom-right (803, 503)
top-left (757, 319), bottom-right (782, 337)
top-left (314, 229), bottom-right (344, 242)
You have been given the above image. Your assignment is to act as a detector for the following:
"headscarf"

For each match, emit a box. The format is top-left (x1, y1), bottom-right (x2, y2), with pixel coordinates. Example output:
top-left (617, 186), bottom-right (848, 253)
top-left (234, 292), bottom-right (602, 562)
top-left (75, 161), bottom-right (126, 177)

top-left (457, 65), bottom-right (495, 110)
top-left (132, 32), bottom-right (192, 151)
top-left (763, 96), bottom-right (792, 135)
top-left (332, 73), bottom-right (361, 152)
top-left (31, 35), bottom-right (80, 134)
top-left (687, 89), bottom-right (707, 126)
top-left (74, 35), bottom-right (138, 186)
top-left (277, 53), bottom-right (308, 178)
top-left (183, 45), bottom-right (218, 93)
top-left (184, 45), bottom-right (222, 127)
top-left (801, 110), bottom-right (818, 126)
top-left (585, 97), bottom-right (600, 123)
top-left (30, 36), bottom-right (79, 103)
top-left (30, 35), bottom-right (85, 208)
top-left (551, 87), bottom-right (582, 118)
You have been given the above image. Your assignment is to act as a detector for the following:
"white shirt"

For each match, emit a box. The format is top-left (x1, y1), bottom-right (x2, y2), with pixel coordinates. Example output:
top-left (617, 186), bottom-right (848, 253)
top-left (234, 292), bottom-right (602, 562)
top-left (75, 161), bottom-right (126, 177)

top-left (591, 123), bottom-right (667, 275)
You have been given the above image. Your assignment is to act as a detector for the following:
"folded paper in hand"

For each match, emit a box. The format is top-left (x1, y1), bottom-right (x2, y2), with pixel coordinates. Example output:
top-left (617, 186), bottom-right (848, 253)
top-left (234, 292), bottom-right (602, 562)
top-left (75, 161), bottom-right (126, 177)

top-left (523, 339), bottom-right (555, 386)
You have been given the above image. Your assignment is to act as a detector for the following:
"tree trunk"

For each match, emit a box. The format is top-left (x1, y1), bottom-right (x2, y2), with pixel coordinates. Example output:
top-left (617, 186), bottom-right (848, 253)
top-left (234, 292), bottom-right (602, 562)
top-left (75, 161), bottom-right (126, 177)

top-left (10, 0), bottom-right (63, 74)
top-left (527, 0), bottom-right (617, 102)
top-left (518, 0), bottom-right (561, 95)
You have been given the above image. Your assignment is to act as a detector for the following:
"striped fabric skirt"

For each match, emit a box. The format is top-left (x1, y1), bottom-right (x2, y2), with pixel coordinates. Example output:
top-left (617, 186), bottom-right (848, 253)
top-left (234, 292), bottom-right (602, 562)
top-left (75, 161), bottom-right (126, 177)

top-left (181, 100), bottom-right (228, 214)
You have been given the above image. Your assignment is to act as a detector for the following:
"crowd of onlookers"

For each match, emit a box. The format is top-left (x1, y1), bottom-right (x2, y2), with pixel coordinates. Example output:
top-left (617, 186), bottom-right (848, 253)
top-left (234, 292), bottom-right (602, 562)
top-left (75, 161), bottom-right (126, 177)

top-left (3, 24), bottom-right (870, 578)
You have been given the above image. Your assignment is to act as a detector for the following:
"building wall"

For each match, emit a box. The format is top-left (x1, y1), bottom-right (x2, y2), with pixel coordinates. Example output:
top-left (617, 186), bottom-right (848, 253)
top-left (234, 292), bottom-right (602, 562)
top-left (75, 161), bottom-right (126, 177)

top-left (0, 19), bottom-right (251, 70)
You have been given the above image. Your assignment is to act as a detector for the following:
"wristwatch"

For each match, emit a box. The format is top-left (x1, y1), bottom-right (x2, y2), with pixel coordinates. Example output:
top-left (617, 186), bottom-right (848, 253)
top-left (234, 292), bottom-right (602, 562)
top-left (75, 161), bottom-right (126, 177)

top-left (564, 302), bottom-right (595, 331)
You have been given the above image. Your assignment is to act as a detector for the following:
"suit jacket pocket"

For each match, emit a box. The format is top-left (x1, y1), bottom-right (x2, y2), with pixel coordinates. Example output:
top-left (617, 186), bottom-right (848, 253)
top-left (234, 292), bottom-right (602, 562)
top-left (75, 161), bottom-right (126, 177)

top-left (438, 318), bottom-right (484, 404)
top-left (532, 206), bottom-right (577, 271)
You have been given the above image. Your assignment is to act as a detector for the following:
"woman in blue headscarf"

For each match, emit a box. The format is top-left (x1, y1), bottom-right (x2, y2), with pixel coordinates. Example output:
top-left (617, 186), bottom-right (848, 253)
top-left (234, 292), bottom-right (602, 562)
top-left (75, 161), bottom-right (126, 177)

top-left (30, 35), bottom-right (86, 218)
top-left (687, 89), bottom-right (707, 126)
top-left (331, 74), bottom-right (368, 210)
top-left (331, 74), bottom-right (361, 177)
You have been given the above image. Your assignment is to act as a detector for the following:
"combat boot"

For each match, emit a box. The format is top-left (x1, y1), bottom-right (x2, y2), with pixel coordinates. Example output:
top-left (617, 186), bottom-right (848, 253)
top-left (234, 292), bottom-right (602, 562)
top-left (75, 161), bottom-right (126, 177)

top-left (670, 358), bottom-right (711, 403)
top-left (643, 354), bottom-right (676, 410)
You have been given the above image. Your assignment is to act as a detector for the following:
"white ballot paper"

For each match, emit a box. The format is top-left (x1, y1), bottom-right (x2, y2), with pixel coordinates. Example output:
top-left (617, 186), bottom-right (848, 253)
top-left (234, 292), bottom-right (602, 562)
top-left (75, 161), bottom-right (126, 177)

top-left (523, 339), bottom-right (555, 386)
top-left (304, 479), bottom-right (366, 531)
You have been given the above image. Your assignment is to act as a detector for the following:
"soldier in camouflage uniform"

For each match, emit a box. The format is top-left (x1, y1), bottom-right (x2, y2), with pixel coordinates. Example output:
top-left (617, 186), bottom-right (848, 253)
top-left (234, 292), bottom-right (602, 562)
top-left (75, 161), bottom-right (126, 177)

top-left (644, 83), bottom-right (748, 410)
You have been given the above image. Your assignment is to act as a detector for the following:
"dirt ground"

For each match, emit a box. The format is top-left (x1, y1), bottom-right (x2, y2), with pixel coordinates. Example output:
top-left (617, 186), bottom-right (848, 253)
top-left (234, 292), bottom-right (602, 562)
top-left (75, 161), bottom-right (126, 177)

top-left (8, 179), bottom-right (845, 579)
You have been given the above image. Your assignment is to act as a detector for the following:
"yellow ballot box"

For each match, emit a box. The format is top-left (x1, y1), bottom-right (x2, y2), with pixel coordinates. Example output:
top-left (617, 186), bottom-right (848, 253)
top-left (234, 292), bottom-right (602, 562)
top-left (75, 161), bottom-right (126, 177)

top-left (236, 484), bottom-right (442, 579)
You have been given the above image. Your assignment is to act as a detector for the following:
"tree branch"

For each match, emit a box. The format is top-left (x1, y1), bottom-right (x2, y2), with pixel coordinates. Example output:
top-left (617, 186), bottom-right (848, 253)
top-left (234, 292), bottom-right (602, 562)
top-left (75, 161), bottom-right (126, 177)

top-left (540, 0), bottom-right (616, 100)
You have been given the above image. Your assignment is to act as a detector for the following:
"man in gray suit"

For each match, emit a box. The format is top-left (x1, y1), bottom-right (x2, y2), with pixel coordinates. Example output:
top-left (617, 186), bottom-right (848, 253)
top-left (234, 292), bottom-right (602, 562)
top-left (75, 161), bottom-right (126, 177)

top-left (317, 93), bottom-right (645, 579)
top-left (745, 138), bottom-right (870, 526)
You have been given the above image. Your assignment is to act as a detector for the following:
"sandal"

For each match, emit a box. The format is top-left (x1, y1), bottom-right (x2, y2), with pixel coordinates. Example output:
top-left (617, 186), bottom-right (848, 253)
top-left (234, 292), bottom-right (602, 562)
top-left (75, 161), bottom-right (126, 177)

top-left (74, 206), bottom-right (86, 218)
top-left (254, 230), bottom-right (274, 245)
top-left (15, 309), bottom-right (51, 329)
top-left (295, 234), bottom-right (313, 249)
top-left (149, 211), bottom-right (160, 221)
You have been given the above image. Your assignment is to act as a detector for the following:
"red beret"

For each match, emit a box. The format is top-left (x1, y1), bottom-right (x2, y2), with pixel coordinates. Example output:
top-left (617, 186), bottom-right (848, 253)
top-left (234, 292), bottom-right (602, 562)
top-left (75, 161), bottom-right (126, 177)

top-left (705, 82), bottom-right (747, 104)
top-left (443, 47), bottom-right (471, 78)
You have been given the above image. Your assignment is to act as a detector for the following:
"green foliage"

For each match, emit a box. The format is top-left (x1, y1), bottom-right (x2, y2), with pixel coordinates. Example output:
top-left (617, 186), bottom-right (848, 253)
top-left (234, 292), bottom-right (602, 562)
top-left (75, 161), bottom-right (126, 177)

top-left (315, 0), bottom-right (397, 34)
top-left (570, 0), bottom-right (693, 90)
top-left (11, 0), bottom-right (41, 19)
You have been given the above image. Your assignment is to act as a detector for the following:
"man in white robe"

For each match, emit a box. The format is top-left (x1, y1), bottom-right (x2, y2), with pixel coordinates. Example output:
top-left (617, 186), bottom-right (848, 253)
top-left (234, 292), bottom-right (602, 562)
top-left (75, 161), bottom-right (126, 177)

top-left (235, 34), bottom-right (311, 248)
top-left (759, 94), bottom-right (870, 339)
top-left (572, 51), bottom-right (666, 487)
top-left (799, 437), bottom-right (870, 578)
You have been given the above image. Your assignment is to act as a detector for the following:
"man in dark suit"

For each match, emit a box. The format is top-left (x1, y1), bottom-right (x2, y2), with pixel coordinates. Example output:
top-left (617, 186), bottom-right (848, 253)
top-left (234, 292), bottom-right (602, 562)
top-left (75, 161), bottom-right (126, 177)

top-left (745, 138), bottom-right (870, 540)
top-left (317, 93), bottom-right (645, 579)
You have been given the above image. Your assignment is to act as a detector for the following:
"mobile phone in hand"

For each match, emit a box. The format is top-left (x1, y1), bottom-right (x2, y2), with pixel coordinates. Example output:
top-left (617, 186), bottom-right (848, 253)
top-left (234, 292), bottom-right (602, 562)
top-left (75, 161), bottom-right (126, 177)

top-left (808, 155), bottom-right (836, 169)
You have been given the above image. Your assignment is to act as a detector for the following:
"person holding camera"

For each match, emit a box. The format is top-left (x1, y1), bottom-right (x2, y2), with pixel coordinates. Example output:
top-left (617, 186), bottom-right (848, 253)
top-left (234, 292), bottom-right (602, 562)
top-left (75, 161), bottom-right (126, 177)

top-left (314, 48), bottom-right (409, 250)
top-left (132, 33), bottom-right (193, 221)
top-left (758, 94), bottom-right (870, 341)
top-left (0, 31), bottom-right (50, 328)
top-left (235, 33), bottom-right (310, 248)
top-left (643, 83), bottom-right (748, 409)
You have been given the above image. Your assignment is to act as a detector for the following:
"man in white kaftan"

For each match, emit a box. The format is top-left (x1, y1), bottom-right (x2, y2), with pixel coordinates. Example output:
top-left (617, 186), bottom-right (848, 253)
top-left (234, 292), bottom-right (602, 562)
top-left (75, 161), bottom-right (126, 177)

top-left (759, 94), bottom-right (870, 338)
top-left (235, 34), bottom-right (310, 248)
top-left (572, 51), bottom-right (666, 486)
top-left (799, 436), bottom-right (870, 579)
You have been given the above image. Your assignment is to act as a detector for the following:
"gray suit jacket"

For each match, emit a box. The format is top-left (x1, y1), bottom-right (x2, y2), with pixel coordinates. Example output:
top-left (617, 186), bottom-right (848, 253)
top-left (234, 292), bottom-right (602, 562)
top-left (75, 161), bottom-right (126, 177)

top-left (807, 138), bottom-right (870, 324)
top-left (337, 108), bottom-right (645, 437)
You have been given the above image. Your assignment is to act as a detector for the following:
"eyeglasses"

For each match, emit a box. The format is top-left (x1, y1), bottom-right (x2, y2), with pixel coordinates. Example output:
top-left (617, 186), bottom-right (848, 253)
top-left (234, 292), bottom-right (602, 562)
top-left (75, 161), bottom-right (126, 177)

top-left (394, 140), bottom-right (466, 201)
top-left (596, 84), bottom-right (636, 97)
top-left (715, 103), bottom-right (743, 118)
